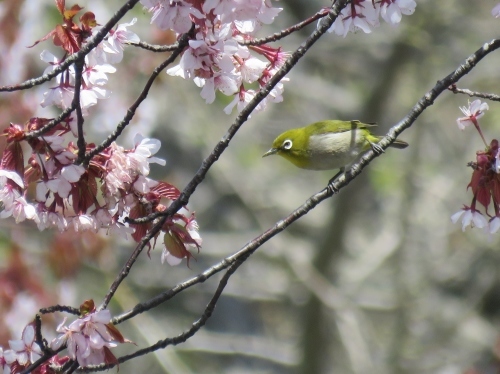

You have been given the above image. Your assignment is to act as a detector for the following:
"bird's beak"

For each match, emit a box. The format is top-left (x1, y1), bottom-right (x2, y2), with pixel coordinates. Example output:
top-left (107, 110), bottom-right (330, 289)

top-left (262, 148), bottom-right (279, 158)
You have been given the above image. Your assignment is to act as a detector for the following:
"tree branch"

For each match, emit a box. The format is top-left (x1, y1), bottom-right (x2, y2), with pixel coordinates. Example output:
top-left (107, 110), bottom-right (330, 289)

top-left (99, 0), bottom-right (352, 311)
top-left (449, 84), bottom-right (500, 101)
top-left (113, 38), bottom-right (500, 328)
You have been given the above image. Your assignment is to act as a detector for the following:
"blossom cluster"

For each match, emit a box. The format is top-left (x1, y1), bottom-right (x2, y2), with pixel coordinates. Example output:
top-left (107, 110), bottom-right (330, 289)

top-left (326, 0), bottom-right (417, 37)
top-left (50, 301), bottom-right (129, 368)
top-left (451, 99), bottom-right (500, 234)
top-left (141, 0), bottom-right (288, 114)
top-left (0, 323), bottom-right (69, 374)
top-left (0, 301), bottom-right (129, 372)
top-left (0, 1), bottom-right (202, 267)
top-left (0, 324), bottom-right (42, 374)
top-left (450, 5), bottom-right (500, 234)
top-left (36, 2), bottom-right (139, 114)
top-left (1, 124), bottom-right (201, 265)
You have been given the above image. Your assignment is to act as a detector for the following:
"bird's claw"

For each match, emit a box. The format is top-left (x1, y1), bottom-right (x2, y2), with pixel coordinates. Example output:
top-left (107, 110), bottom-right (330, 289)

top-left (327, 168), bottom-right (344, 194)
top-left (327, 183), bottom-right (339, 194)
top-left (369, 141), bottom-right (385, 154)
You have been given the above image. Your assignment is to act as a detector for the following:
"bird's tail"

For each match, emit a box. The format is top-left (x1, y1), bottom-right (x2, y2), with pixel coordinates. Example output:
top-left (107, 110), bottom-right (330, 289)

top-left (388, 139), bottom-right (409, 149)
top-left (374, 136), bottom-right (408, 149)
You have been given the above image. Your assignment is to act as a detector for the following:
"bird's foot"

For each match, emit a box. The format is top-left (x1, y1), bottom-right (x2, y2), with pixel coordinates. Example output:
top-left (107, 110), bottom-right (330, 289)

top-left (327, 168), bottom-right (344, 194)
top-left (327, 183), bottom-right (339, 194)
top-left (369, 141), bottom-right (385, 154)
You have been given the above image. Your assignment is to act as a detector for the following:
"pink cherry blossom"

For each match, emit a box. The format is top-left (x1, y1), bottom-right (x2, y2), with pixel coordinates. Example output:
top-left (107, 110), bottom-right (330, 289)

top-left (0, 347), bottom-right (16, 374)
top-left (11, 197), bottom-right (38, 224)
top-left (37, 211), bottom-right (68, 232)
top-left (380, 0), bottom-right (416, 25)
top-left (328, 0), bottom-right (380, 37)
top-left (0, 170), bottom-right (24, 189)
top-left (100, 18), bottom-right (140, 64)
top-left (73, 214), bottom-right (98, 232)
top-left (8, 323), bottom-right (42, 366)
top-left (51, 309), bottom-right (126, 367)
top-left (456, 99), bottom-right (489, 130)
top-left (141, 0), bottom-right (203, 34)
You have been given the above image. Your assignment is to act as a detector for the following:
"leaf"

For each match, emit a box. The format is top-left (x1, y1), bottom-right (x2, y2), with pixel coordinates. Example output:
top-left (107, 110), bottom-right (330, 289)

top-left (103, 346), bottom-right (119, 370)
top-left (151, 181), bottom-right (181, 200)
top-left (129, 203), bottom-right (151, 243)
top-left (79, 299), bottom-right (95, 316)
top-left (56, 0), bottom-right (66, 15)
top-left (64, 4), bottom-right (84, 21)
top-left (1, 143), bottom-right (25, 184)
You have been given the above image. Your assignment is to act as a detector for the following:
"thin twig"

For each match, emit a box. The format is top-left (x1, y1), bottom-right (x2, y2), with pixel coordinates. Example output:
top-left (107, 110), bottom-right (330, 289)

top-left (39, 304), bottom-right (80, 315)
top-left (242, 8), bottom-right (330, 46)
top-left (448, 84), bottom-right (500, 101)
top-left (35, 314), bottom-right (50, 355)
top-left (127, 40), bottom-right (180, 52)
top-left (72, 59), bottom-right (86, 163)
top-left (24, 104), bottom-right (76, 140)
top-left (81, 259), bottom-right (244, 372)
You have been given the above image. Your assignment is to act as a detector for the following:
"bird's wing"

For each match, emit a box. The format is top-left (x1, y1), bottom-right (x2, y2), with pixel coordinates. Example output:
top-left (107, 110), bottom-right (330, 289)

top-left (310, 120), bottom-right (377, 134)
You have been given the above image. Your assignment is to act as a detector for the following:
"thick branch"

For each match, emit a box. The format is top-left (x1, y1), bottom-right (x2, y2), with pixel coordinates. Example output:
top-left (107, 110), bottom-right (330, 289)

top-left (100, 0), bottom-right (352, 310)
top-left (113, 38), bottom-right (500, 326)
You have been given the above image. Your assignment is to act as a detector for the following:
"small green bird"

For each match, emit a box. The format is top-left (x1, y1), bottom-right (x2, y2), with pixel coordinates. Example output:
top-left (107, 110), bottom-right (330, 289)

top-left (263, 120), bottom-right (408, 175)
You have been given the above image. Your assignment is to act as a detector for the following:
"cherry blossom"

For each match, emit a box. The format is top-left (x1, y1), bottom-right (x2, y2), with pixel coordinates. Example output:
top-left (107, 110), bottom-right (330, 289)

top-left (8, 323), bottom-right (42, 366)
top-left (100, 19), bottom-right (140, 64)
top-left (0, 347), bottom-right (16, 374)
top-left (451, 207), bottom-right (488, 232)
top-left (141, 0), bottom-right (204, 33)
top-left (489, 216), bottom-right (500, 234)
top-left (379, 0), bottom-right (416, 25)
top-left (456, 99), bottom-right (489, 130)
top-left (51, 304), bottom-right (128, 368)
top-left (328, 0), bottom-right (380, 37)
top-left (11, 197), bottom-right (38, 224)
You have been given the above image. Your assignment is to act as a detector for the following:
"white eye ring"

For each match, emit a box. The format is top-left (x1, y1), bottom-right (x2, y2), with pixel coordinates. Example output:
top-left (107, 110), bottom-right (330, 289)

top-left (282, 139), bottom-right (293, 150)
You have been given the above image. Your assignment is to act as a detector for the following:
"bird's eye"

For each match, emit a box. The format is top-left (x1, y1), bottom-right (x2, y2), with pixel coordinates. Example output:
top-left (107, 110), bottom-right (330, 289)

top-left (282, 139), bottom-right (293, 150)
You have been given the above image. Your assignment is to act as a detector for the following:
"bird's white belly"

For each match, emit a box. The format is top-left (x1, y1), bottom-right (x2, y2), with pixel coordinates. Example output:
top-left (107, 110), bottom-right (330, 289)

top-left (307, 131), bottom-right (366, 170)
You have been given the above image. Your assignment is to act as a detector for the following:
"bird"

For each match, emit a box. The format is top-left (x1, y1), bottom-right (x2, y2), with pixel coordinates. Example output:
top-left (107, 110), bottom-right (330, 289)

top-left (263, 119), bottom-right (408, 183)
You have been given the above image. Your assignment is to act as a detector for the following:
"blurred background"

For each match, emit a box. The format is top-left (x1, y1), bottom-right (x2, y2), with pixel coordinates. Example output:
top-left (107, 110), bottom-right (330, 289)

top-left (1, 0), bottom-right (500, 373)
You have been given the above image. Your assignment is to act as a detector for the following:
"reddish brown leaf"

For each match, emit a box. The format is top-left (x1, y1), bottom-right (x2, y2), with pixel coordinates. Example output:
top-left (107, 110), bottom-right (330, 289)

top-left (64, 4), bottom-right (84, 21)
top-left (103, 346), bottom-right (119, 370)
top-left (130, 203), bottom-right (151, 243)
top-left (56, 0), bottom-right (66, 15)
top-left (80, 12), bottom-right (97, 28)
top-left (106, 323), bottom-right (133, 344)
top-left (79, 299), bottom-right (95, 315)
top-left (152, 181), bottom-right (181, 200)
top-left (476, 186), bottom-right (491, 210)
top-left (26, 29), bottom-right (56, 48)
